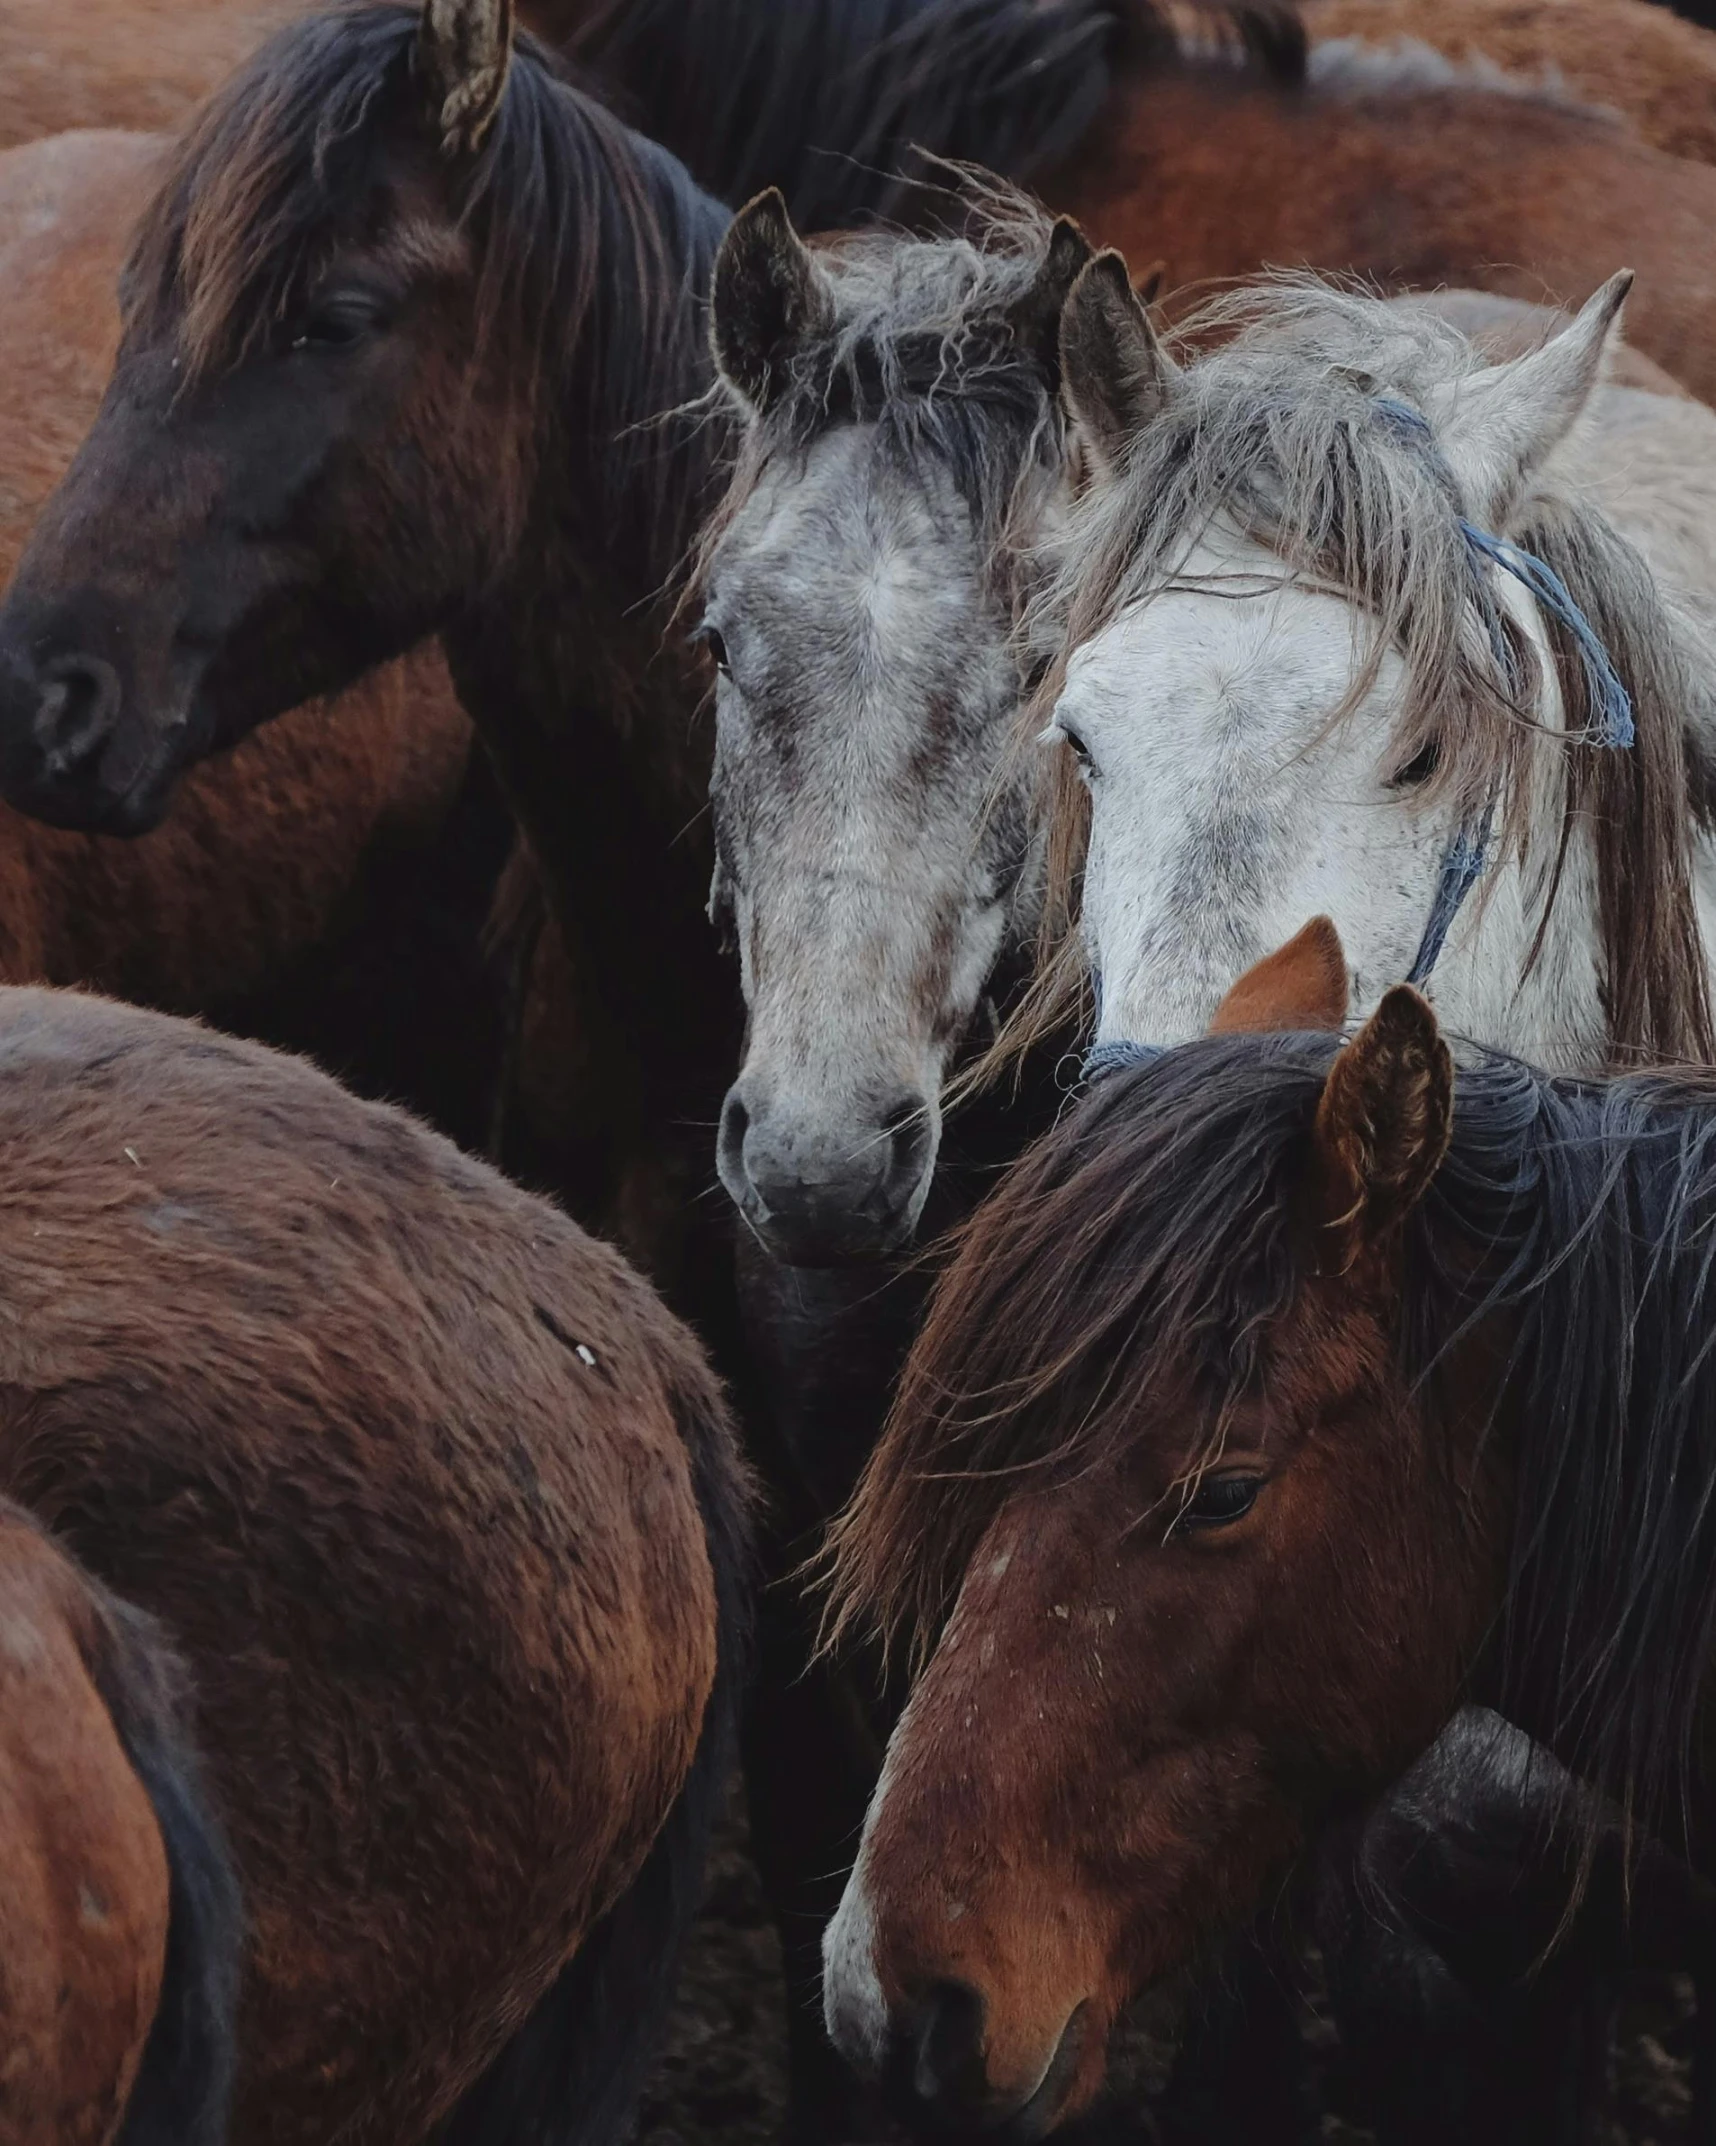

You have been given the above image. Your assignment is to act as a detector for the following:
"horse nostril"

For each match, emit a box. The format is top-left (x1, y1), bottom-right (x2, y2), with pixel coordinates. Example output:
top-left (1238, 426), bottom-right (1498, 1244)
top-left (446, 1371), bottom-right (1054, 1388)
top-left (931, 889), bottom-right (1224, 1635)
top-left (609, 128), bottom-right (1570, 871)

top-left (716, 1088), bottom-right (757, 1210)
top-left (913, 1977), bottom-right (989, 2113)
top-left (880, 1094), bottom-right (934, 1199)
top-left (34, 654), bottom-right (123, 778)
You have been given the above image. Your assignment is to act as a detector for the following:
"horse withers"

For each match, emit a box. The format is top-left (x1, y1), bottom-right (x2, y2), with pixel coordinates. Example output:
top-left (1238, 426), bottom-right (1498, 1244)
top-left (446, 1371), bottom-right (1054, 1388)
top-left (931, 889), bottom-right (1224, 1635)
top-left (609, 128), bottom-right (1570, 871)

top-left (821, 918), bottom-right (1716, 2134)
top-left (0, 1494), bottom-right (239, 2146)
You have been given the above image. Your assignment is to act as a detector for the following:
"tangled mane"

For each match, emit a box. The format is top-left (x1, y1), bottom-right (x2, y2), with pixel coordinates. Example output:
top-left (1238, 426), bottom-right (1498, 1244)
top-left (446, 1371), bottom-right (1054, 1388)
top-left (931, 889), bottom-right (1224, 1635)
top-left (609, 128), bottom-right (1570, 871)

top-left (697, 182), bottom-right (1077, 643)
top-left (828, 1029), bottom-right (1716, 1847)
top-left (1021, 278), bottom-right (1716, 1067)
top-left (565, 0), bottom-right (1304, 230)
top-left (123, 3), bottom-right (731, 573)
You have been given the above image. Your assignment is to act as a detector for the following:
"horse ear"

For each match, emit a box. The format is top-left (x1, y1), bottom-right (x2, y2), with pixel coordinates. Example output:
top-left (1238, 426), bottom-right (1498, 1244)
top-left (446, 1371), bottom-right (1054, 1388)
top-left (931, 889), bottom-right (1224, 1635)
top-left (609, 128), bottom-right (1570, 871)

top-left (418, 0), bottom-right (515, 155)
top-left (1426, 270), bottom-right (1632, 523)
top-left (1311, 985), bottom-right (1453, 1259)
top-left (1209, 917), bottom-right (1350, 1036)
top-left (1060, 250), bottom-right (1179, 476)
top-left (1007, 218), bottom-right (1093, 385)
top-left (711, 190), bottom-right (832, 414)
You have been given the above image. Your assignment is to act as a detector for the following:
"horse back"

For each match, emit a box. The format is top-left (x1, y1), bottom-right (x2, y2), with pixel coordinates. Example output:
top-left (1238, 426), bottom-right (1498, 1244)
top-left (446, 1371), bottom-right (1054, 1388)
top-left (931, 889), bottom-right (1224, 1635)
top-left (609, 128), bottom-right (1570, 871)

top-left (0, 986), bottom-right (738, 2141)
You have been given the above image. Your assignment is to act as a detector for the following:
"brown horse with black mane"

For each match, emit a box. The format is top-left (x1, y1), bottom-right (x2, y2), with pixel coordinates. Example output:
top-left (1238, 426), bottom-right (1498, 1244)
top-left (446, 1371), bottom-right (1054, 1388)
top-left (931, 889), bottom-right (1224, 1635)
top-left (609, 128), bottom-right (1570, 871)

top-left (0, 1495), bottom-right (239, 2146)
top-left (0, 984), bottom-right (749, 2146)
top-left (822, 918), bottom-right (1716, 2133)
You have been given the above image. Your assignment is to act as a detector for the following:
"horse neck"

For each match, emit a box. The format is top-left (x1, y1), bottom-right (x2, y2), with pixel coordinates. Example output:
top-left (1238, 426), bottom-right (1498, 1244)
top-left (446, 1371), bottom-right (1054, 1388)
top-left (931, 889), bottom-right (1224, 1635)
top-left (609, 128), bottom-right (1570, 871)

top-left (439, 153), bottom-right (740, 1124)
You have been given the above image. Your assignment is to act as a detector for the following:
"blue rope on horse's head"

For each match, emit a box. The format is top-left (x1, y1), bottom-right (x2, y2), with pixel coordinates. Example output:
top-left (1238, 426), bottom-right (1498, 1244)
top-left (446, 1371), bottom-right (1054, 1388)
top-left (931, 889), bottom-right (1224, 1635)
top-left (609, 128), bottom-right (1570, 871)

top-left (1370, 394), bottom-right (1634, 748)
top-left (1078, 385), bottom-right (1640, 1084)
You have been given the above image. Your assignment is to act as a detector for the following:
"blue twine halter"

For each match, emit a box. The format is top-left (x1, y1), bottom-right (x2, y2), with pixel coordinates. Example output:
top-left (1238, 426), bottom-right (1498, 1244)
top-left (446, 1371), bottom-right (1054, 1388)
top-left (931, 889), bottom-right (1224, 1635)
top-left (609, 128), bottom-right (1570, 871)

top-left (1080, 389), bottom-right (1636, 1082)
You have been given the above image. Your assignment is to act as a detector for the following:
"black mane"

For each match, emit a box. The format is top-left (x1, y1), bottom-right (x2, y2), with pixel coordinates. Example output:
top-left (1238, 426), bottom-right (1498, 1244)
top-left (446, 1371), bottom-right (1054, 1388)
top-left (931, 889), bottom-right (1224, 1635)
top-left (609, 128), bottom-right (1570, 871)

top-left (834, 1027), bottom-right (1716, 1845)
top-left (563, 0), bottom-right (1306, 228)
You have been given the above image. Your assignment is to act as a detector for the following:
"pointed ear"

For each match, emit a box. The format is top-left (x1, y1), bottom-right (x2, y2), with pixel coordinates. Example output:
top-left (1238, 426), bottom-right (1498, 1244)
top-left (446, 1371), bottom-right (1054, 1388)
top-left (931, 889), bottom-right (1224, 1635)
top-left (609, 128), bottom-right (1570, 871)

top-left (1059, 249), bottom-right (1178, 477)
top-left (1311, 985), bottom-right (1453, 1259)
top-left (1006, 217), bottom-right (1093, 385)
top-left (418, 0), bottom-right (514, 155)
top-left (710, 190), bottom-right (832, 415)
top-left (1209, 918), bottom-right (1350, 1036)
top-left (1426, 270), bottom-right (1632, 523)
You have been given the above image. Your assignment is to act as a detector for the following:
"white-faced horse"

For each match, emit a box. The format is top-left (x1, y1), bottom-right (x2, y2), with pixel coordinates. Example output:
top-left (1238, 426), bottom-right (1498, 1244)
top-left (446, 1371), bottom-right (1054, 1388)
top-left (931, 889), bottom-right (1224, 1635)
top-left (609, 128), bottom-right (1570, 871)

top-left (1041, 262), bottom-right (1716, 1071)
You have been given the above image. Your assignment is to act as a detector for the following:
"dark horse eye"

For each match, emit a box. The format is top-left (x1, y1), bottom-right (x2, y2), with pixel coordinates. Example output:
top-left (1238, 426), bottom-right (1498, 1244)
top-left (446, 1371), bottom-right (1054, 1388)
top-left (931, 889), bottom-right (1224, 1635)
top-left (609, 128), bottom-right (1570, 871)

top-left (1176, 1473), bottom-right (1263, 1532)
top-left (1058, 721), bottom-right (1096, 775)
top-left (695, 624), bottom-right (732, 678)
top-left (1389, 737), bottom-right (1442, 789)
top-left (289, 292), bottom-right (386, 354)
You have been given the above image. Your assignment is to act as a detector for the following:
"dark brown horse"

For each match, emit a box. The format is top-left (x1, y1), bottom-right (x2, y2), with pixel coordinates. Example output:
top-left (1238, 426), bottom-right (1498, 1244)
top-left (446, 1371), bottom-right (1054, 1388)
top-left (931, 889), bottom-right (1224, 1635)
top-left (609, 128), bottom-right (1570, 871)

top-left (822, 917), bottom-right (1716, 2133)
top-left (0, 983), bottom-right (749, 2146)
top-left (0, 1494), bottom-right (239, 2146)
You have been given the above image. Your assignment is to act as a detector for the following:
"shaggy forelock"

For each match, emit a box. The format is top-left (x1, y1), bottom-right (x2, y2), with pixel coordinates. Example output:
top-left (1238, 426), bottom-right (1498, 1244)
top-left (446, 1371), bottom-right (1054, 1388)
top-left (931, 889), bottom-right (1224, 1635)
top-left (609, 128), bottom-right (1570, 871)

top-left (703, 184), bottom-right (1072, 602)
top-left (1026, 275), bottom-right (1716, 1067)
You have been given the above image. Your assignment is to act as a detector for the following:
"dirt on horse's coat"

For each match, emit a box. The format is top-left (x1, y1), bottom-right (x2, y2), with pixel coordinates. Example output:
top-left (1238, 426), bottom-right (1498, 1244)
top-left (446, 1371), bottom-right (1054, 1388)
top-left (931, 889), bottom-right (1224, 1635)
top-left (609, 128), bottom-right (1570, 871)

top-left (0, 984), bottom-right (748, 2146)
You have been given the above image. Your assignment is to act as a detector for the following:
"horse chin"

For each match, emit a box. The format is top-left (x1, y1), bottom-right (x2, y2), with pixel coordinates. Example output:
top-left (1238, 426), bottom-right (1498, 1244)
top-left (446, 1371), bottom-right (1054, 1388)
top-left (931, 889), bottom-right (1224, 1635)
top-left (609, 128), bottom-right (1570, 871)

top-left (747, 1209), bottom-right (922, 1270)
top-left (0, 702), bottom-right (207, 838)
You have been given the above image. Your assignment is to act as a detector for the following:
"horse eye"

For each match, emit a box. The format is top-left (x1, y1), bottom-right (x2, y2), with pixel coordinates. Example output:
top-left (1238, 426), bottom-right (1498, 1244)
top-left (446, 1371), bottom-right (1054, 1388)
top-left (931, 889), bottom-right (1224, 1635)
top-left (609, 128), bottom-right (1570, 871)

top-left (289, 293), bottom-right (385, 353)
top-left (1176, 1473), bottom-right (1263, 1533)
top-left (1057, 722), bottom-right (1097, 778)
top-left (695, 624), bottom-right (732, 679)
top-left (1389, 737), bottom-right (1442, 789)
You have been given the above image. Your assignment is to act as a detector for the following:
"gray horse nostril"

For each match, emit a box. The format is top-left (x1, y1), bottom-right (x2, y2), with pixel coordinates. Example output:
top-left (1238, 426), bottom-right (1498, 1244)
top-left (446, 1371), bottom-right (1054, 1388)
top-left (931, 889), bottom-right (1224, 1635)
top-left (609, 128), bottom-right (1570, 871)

top-left (34, 654), bottom-right (123, 778)
top-left (881, 1095), bottom-right (934, 1196)
top-left (913, 1977), bottom-right (989, 2113)
top-left (716, 1088), bottom-right (757, 1210)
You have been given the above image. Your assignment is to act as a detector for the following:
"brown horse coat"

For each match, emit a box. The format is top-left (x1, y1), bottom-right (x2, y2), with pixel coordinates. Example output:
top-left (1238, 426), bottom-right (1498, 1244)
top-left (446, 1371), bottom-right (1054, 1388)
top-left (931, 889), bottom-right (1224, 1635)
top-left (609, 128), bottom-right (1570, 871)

top-left (0, 983), bottom-right (745, 2146)
top-left (0, 1500), bottom-right (170, 2146)
top-left (1306, 0), bottom-right (1716, 166)
top-left (1046, 47), bottom-right (1716, 405)
top-left (0, 129), bottom-right (475, 1014)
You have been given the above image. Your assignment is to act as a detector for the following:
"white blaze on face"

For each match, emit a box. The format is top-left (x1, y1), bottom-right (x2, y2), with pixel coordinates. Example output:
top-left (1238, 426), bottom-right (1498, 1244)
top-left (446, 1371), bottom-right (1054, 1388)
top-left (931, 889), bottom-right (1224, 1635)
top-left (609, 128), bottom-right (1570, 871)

top-left (823, 1858), bottom-right (891, 2072)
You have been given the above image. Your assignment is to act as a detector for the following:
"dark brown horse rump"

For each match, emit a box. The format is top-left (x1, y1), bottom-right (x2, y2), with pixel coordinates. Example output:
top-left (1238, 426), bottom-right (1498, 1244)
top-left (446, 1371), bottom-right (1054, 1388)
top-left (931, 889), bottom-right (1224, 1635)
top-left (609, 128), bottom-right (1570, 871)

top-left (0, 1494), bottom-right (239, 2146)
top-left (822, 926), bottom-right (1716, 2133)
top-left (0, 984), bottom-right (747, 2146)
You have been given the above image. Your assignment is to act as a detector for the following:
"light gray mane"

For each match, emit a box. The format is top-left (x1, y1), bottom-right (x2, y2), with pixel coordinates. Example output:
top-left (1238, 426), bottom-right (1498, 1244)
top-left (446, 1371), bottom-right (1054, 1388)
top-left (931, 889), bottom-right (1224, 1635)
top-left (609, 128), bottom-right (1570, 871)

top-left (700, 185), bottom-right (1071, 599)
top-left (1035, 274), bottom-right (1716, 1065)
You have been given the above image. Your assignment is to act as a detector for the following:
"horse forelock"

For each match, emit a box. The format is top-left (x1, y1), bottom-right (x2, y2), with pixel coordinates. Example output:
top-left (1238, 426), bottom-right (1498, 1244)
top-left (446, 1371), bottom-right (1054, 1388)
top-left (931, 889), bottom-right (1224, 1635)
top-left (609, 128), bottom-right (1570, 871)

top-left (829, 1027), bottom-right (1716, 1851)
top-left (1031, 274), bottom-right (1715, 1067)
top-left (123, 3), bottom-right (729, 570)
top-left (699, 194), bottom-right (1072, 613)
top-left (822, 1032), bottom-right (1330, 1668)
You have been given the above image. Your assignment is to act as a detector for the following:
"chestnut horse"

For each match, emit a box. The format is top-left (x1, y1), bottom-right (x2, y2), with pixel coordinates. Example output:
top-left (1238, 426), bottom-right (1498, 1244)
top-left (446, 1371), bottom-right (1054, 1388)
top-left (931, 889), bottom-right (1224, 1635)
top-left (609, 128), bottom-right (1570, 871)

top-left (0, 982), bottom-right (749, 2146)
top-left (822, 919), bottom-right (1716, 2134)
top-left (0, 1495), bottom-right (240, 2146)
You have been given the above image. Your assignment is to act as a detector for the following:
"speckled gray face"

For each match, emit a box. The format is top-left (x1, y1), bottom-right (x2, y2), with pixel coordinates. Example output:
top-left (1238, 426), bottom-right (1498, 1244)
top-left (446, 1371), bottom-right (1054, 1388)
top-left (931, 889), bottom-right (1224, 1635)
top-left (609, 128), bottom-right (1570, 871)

top-left (697, 194), bottom-right (1082, 1264)
top-left (702, 422), bottom-right (1037, 1265)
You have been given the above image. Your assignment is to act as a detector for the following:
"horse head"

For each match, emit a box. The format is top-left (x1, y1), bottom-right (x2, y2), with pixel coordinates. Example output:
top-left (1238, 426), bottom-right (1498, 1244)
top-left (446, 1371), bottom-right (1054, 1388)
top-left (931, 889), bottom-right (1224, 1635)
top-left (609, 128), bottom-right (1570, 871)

top-left (698, 189), bottom-right (1088, 1264)
top-left (820, 924), bottom-right (1508, 2133)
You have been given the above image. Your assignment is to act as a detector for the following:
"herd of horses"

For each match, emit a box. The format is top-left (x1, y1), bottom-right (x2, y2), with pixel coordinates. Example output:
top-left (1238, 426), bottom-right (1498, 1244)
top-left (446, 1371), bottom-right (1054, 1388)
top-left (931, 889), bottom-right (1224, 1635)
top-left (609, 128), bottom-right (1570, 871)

top-left (14, 0), bottom-right (1716, 2142)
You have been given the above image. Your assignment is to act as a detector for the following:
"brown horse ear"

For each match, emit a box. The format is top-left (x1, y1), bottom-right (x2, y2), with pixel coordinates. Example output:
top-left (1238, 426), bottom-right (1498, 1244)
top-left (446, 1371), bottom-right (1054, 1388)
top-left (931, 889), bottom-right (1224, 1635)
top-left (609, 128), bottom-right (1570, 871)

top-left (711, 190), bottom-right (832, 415)
top-left (1006, 217), bottom-right (1093, 384)
top-left (1059, 249), bottom-right (1178, 477)
top-left (1208, 917), bottom-right (1349, 1036)
top-left (1312, 985), bottom-right (1453, 1259)
top-left (419, 0), bottom-right (515, 155)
